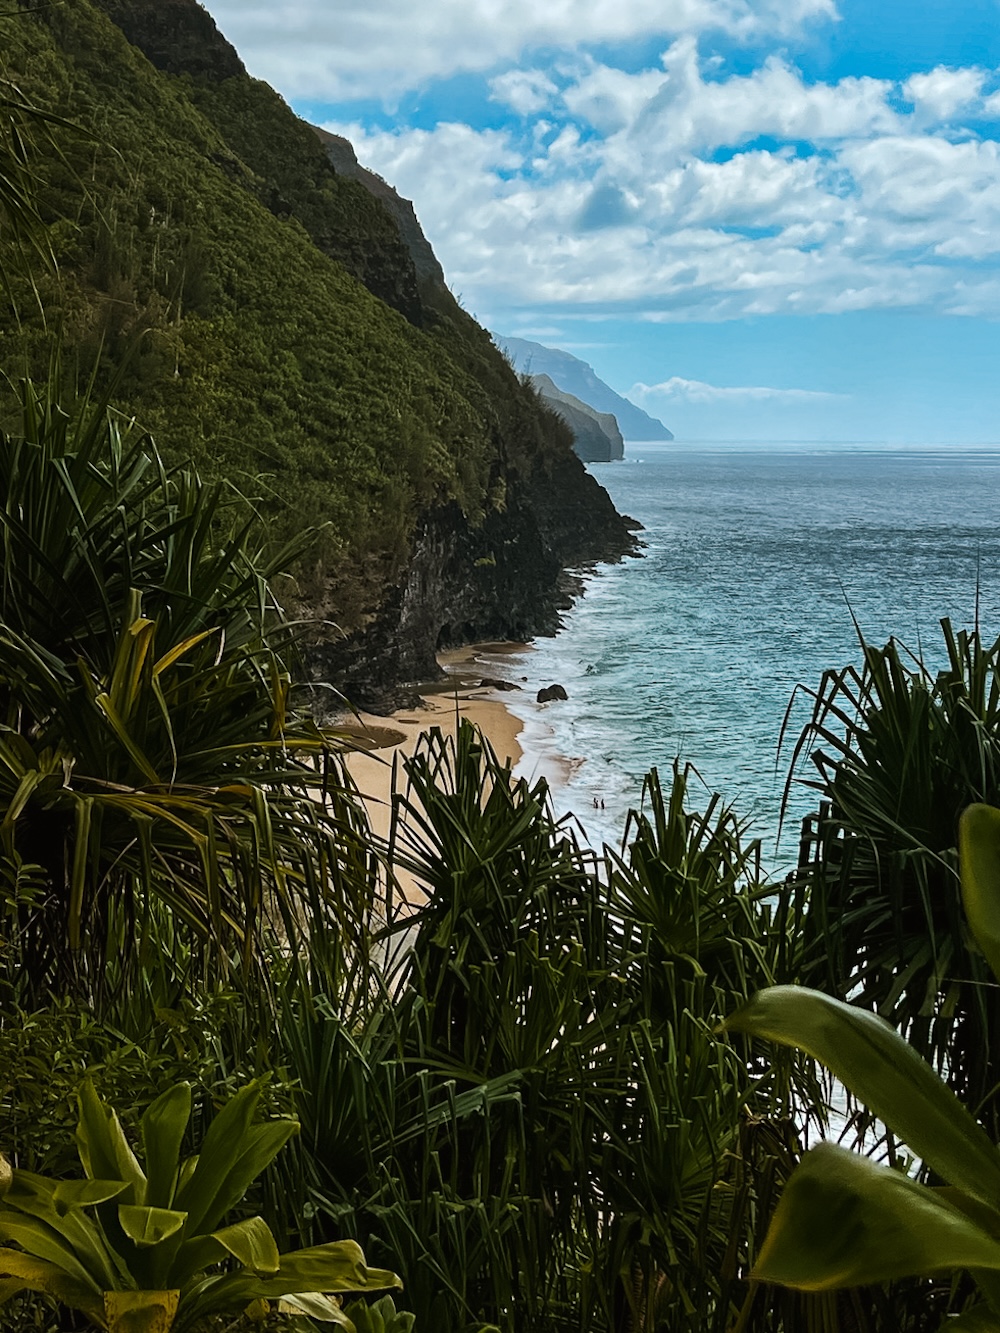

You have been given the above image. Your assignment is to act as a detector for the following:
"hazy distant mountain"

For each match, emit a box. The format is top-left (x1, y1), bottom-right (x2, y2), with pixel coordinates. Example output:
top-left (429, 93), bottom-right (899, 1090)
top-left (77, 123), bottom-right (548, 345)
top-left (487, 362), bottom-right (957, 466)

top-left (497, 336), bottom-right (673, 441)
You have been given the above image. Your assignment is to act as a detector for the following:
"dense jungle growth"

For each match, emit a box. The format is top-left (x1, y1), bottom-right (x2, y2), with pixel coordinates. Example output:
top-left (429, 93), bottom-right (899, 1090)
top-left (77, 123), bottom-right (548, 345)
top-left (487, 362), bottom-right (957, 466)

top-left (6, 3), bottom-right (1000, 1332)
top-left (0, 0), bottom-right (633, 703)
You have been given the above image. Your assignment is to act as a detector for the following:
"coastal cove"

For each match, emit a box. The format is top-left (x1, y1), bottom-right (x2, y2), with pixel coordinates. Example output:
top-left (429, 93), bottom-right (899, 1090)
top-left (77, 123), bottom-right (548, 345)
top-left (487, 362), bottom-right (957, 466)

top-left (10, 1), bottom-right (1000, 1330)
top-left (362, 441), bottom-right (1000, 872)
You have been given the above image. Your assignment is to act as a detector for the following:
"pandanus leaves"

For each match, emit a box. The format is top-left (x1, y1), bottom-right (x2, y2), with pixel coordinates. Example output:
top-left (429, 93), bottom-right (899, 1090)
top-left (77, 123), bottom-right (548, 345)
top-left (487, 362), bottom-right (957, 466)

top-left (0, 366), bottom-right (371, 1001)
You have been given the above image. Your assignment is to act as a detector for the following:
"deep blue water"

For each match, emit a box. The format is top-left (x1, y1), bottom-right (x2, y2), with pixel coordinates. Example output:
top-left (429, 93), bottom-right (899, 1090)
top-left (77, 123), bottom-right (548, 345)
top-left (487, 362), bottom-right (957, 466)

top-left (496, 442), bottom-right (1000, 871)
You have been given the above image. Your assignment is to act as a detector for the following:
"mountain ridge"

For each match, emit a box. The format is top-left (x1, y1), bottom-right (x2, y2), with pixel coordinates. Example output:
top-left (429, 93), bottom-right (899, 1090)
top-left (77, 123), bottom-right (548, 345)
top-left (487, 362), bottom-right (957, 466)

top-left (530, 374), bottom-right (624, 463)
top-left (2, 0), bottom-right (637, 708)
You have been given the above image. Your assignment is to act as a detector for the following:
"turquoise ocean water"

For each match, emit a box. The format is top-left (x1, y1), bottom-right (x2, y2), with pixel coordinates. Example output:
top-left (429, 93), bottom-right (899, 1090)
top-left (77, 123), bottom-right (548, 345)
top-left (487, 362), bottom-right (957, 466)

top-left (481, 442), bottom-right (1000, 872)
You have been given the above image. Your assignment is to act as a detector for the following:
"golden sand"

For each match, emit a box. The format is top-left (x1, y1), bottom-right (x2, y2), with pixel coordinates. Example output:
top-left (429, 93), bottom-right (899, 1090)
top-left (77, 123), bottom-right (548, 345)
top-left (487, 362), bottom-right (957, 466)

top-left (338, 646), bottom-right (526, 904)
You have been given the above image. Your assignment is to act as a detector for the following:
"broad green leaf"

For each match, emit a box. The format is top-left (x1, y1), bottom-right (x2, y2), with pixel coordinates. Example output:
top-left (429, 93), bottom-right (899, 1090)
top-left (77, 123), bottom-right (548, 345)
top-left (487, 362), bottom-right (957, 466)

top-left (4, 1173), bottom-right (125, 1288)
top-left (0, 1208), bottom-right (106, 1288)
top-left (52, 1179), bottom-right (131, 1210)
top-left (283, 1290), bottom-right (355, 1326)
top-left (176, 1156), bottom-right (198, 1197)
top-left (933, 1187), bottom-right (1000, 1241)
top-left (754, 1142), bottom-right (1000, 1290)
top-left (118, 1204), bottom-right (187, 1247)
top-left (76, 1080), bottom-right (146, 1205)
top-left (178, 1242), bottom-right (401, 1326)
top-left (192, 1121), bottom-right (299, 1235)
top-left (0, 1243), bottom-right (104, 1319)
top-left (206, 1216), bottom-right (279, 1272)
top-left (265, 1242), bottom-right (402, 1294)
top-left (172, 1215), bottom-right (280, 1285)
top-left (141, 1084), bottom-right (191, 1209)
top-left (728, 986), bottom-right (1000, 1205)
top-left (344, 1294), bottom-right (416, 1333)
top-left (0, 1276), bottom-right (23, 1305)
top-left (174, 1080), bottom-right (264, 1233)
top-left (960, 804), bottom-right (1000, 987)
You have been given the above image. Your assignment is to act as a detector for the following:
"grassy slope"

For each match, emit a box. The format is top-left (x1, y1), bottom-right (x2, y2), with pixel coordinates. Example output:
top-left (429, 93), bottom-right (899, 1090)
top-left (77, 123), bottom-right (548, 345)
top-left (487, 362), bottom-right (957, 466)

top-left (1, 0), bottom-right (595, 629)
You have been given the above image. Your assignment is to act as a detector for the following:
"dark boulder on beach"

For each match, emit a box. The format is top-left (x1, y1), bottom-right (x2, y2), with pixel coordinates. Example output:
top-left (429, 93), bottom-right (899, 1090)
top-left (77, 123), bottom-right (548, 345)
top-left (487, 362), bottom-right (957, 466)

top-left (537, 684), bottom-right (569, 703)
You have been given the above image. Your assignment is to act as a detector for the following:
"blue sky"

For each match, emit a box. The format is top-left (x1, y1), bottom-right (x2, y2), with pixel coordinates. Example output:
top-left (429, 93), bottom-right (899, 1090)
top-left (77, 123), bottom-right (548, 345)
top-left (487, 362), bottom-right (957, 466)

top-left (205, 0), bottom-right (1000, 442)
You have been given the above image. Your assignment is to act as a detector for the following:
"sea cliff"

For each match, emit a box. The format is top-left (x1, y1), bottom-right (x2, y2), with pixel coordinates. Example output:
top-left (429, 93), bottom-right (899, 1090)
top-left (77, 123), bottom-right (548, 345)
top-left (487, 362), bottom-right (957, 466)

top-left (2, 0), bottom-right (637, 709)
top-left (529, 373), bottom-right (625, 463)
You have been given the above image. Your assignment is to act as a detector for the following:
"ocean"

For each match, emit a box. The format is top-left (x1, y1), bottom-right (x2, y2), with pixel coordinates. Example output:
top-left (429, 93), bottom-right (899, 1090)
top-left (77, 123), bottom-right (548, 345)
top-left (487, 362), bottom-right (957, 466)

top-left (481, 441), bottom-right (1000, 873)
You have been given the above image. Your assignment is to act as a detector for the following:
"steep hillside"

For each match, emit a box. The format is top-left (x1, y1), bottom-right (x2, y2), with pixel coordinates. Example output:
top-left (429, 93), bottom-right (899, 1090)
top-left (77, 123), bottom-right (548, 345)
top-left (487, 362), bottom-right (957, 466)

top-left (0, 0), bottom-right (635, 706)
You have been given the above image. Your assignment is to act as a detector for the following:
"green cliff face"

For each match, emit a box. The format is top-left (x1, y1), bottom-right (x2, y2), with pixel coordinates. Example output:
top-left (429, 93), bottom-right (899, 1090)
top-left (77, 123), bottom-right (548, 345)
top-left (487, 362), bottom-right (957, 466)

top-left (0, 0), bottom-right (634, 704)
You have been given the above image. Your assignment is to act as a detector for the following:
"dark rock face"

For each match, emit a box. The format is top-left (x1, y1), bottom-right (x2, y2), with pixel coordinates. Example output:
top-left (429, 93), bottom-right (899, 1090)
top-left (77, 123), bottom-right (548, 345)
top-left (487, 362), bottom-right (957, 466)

top-left (312, 496), bottom-right (558, 712)
top-left (92, 0), bottom-right (246, 81)
top-left (311, 466), bottom-right (634, 713)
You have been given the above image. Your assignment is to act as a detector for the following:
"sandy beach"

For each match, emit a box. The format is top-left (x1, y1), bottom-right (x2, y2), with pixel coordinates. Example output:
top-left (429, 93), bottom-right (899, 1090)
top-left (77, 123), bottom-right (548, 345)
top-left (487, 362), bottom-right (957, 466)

top-left (337, 639), bottom-right (607, 906)
top-left (339, 643), bottom-right (528, 850)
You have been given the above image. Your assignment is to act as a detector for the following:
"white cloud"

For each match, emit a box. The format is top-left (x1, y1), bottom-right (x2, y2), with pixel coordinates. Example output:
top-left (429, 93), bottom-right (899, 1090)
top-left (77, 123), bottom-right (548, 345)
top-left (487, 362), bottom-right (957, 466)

top-left (903, 65), bottom-right (987, 123)
top-left (317, 23), bottom-right (1000, 326)
top-left (632, 376), bottom-right (843, 403)
top-left (490, 70), bottom-right (559, 116)
top-left (565, 41), bottom-right (899, 154)
top-left (202, 0), bottom-right (837, 102)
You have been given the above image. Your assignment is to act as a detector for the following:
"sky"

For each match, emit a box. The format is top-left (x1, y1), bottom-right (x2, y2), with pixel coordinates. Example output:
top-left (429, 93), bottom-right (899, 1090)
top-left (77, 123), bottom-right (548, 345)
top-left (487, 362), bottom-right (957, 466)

top-left (203, 0), bottom-right (1000, 442)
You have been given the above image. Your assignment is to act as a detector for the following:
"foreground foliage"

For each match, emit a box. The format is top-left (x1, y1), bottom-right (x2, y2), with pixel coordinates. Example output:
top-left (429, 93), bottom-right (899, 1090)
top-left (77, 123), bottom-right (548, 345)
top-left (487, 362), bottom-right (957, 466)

top-left (0, 365), bottom-right (376, 1004)
top-left (787, 620), bottom-right (1000, 1135)
top-left (276, 730), bottom-right (810, 1333)
top-left (5, 33), bottom-right (999, 1323)
top-left (0, 1077), bottom-right (400, 1331)
top-left (729, 803), bottom-right (1000, 1330)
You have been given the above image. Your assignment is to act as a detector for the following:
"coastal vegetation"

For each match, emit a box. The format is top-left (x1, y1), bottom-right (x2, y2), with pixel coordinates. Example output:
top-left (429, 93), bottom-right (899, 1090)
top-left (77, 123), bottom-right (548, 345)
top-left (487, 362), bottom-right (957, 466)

top-left (0, 0), bottom-right (632, 700)
top-left (5, 3), bottom-right (1000, 1332)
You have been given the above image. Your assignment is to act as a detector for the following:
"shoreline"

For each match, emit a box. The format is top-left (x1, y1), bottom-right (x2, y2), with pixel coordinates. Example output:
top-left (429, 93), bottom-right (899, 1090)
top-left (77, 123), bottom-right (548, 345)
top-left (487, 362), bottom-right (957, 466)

top-left (340, 644), bottom-right (530, 853)
top-left (339, 638), bottom-right (622, 880)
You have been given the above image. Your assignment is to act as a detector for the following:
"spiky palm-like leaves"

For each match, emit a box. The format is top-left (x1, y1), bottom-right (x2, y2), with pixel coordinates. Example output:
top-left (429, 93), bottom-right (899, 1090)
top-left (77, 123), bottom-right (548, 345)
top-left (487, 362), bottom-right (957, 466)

top-left (0, 369), bottom-right (370, 1001)
top-left (785, 620), bottom-right (1000, 1136)
top-left (279, 731), bottom-right (802, 1333)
